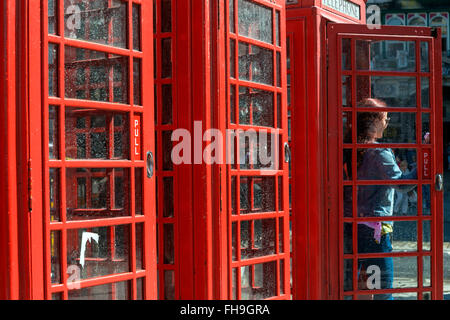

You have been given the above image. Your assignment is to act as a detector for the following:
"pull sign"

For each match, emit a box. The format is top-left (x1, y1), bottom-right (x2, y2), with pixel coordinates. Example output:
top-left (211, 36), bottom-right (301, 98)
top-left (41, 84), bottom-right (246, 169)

top-left (422, 148), bottom-right (431, 179)
top-left (134, 115), bottom-right (142, 160)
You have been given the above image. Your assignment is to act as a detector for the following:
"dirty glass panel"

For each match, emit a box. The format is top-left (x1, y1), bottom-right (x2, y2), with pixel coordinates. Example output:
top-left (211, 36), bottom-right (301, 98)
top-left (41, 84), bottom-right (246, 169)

top-left (342, 76), bottom-right (352, 107)
top-left (163, 177), bottom-right (174, 218)
top-left (343, 259), bottom-right (353, 292)
top-left (239, 43), bottom-right (274, 86)
top-left (232, 222), bottom-right (237, 261)
top-left (136, 223), bottom-right (144, 270)
top-left (422, 220), bottom-right (431, 251)
top-left (164, 270), bottom-right (175, 300)
top-left (49, 44), bottom-right (59, 97)
top-left (343, 149), bottom-right (352, 181)
top-left (51, 230), bottom-right (61, 284)
top-left (343, 186), bottom-right (352, 217)
top-left (163, 224), bottom-right (174, 264)
top-left (133, 4), bottom-right (141, 51)
top-left (240, 176), bottom-right (275, 214)
top-left (356, 76), bottom-right (417, 108)
top-left (392, 221), bottom-right (417, 252)
top-left (422, 113), bottom-right (430, 144)
top-left (49, 106), bottom-right (59, 159)
top-left (356, 185), bottom-right (418, 216)
top-left (65, 108), bottom-right (129, 160)
top-left (356, 112), bottom-right (416, 144)
top-left (229, 0), bottom-right (235, 33)
top-left (161, 38), bottom-right (172, 78)
top-left (240, 261), bottom-right (277, 300)
top-left (239, 87), bottom-right (274, 127)
top-left (238, 0), bottom-right (273, 44)
top-left (136, 277), bottom-right (144, 300)
top-left (422, 185), bottom-right (431, 216)
top-left (343, 222), bottom-right (353, 254)
top-left (134, 58), bottom-right (142, 105)
top-left (423, 255), bottom-right (431, 287)
top-left (230, 85), bottom-right (236, 124)
top-left (240, 218), bottom-right (276, 260)
top-left (65, 168), bottom-right (130, 220)
top-left (66, 225), bottom-right (131, 280)
top-left (421, 77), bottom-right (430, 109)
top-left (65, 46), bottom-right (129, 104)
top-left (161, 0), bottom-right (172, 33)
top-left (68, 280), bottom-right (131, 300)
top-left (161, 84), bottom-right (172, 124)
top-left (356, 40), bottom-right (415, 72)
top-left (420, 42), bottom-right (429, 72)
top-left (162, 131), bottom-right (173, 171)
top-left (341, 38), bottom-right (352, 70)
top-left (135, 168), bottom-right (143, 215)
top-left (231, 176), bottom-right (237, 215)
top-left (64, 0), bottom-right (127, 49)
top-left (48, 0), bottom-right (57, 35)
top-left (230, 39), bottom-right (236, 79)
top-left (50, 168), bottom-right (61, 221)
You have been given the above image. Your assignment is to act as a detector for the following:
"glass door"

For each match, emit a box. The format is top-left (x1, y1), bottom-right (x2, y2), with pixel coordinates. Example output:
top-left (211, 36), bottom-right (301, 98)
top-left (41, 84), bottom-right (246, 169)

top-left (43, 0), bottom-right (155, 300)
top-left (328, 24), bottom-right (444, 300)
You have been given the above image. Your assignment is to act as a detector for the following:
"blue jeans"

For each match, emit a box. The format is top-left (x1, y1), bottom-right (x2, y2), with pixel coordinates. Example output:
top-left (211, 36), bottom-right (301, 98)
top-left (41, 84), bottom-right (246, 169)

top-left (357, 224), bottom-right (394, 300)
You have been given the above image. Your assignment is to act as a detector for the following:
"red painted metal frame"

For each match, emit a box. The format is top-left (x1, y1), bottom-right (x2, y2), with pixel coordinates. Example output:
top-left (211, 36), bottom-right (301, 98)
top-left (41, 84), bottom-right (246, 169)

top-left (23, 0), bottom-right (157, 299)
top-left (286, 2), bottom-right (365, 300)
top-left (0, 0), bottom-right (20, 300)
top-left (214, 0), bottom-right (290, 300)
top-left (327, 23), bottom-right (444, 300)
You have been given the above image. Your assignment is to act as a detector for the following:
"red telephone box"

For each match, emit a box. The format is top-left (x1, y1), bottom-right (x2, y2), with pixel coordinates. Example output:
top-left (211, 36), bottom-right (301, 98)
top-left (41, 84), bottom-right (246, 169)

top-left (0, 0), bottom-right (445, 301)
top-left (287, 0), bottom-right (444, 300)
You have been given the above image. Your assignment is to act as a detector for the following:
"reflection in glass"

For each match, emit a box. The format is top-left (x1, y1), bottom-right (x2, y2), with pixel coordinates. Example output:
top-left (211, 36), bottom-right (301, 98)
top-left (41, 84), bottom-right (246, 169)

top-left (420, 42), bottom-right (429, 72)
top-left (66, 225), bottom-right (131, 280)
top-left (342, 76), bottom-right (352, 107)
top-left (49, 44), bottom-right (59, 97)
top-left (342, 38), bottom-right (351, 70)
top-left (356, 40), bottom-right (415, 72)
top-left (238, 0), bottom-right (272, 44)
top-left (357, 76), bottom-right (416, 108)
top-left (343, 111), bottom-right (352, 143)
top-left (239, 43), bottom-right (274, 86)
top-left (66, 168), bottom-right (130, 220)
top-left (164, 270), bottom-right (175, 300)
top-left (391, 221), bottom-right (417, 252)
top-left (240, 176), bottom-right (275, 213)
top-left (68, 281), bottom-right (131, 300)
top-left (229, 0), bottom-right (235, 33)
top-left (65, 108), bottom-right (129, 160)
top-left (421, 77), bottom-right (430, 108)
top-left (64, 0), bottom-right (127, 49)
top-left (240, 218), bottom-right (276, 260)
top-left (65, 46), bottom-right (129, 104)
top-left (230, 39), bottom-right (236, 78)
top-left (239, 87), bottom-right (274, 127)
top-left (133, 4), bottom-right (141, 51)
top-left (134, 58), bottom-right (142, 105)
top-left (240, 261), bottom-right (276, 300)
top-left (423, 256), bottom-right (431, 287)
top-left (343, 149), bottom-right (352, 180)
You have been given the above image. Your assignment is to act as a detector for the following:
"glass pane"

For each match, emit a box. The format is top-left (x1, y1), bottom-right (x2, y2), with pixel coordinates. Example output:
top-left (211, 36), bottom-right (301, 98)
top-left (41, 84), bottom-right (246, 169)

top-left (356, 40), bottom-right (416, 72)
top-left (423, 255), bottom-right (431, 287)
top-left (356, 112), bottom-right (416, 144)
top-left (420, 42), bottom-right (429, 72)
top-left (392, 221), bottom-right (417, 252)
top-left (161, 84), bottom-right (173, 124)
top-left (342, 76), bottom-right (352, 107)
top-left (240, 218), bottom-right (276, 259)
top-left (343, 259), bottom-right (353, 292)
top-left (164, 270), bottom-right (175, 300)
top-left (66, 225), bottom-right (131, 280)
top-left (343, 186), bottom-right (353, 217)
top-left (423, 220), bottom-right (431, 251)
top-left (232, 222), bottom-right (237, 261)
top-left (343, 222), bottom-right (353, 254)
top-left (48, 0), bottom-right (57, 34)
top-left (49, 168), bottom-right (61, 221)
top-left (276, 11), bottom-right (280, 47)
top-left (342, 38), bottom-right (352, 70)
top-left (163, 224), bottom-right (174, 264)
top-left (230, 85), bottom-right (236, 124)
top-left (422, 113), bottom-right (430, 144)
top-left (48, 44), bottom-right (59, 97)
top-left (133, 4), bottom-right (141, 51)
top-left (239, 87), bottom-right (274, 127)
top-left (421, 77), bottom-right (430, 108)
top-left (238, 0), bottom-right (273, 44)
top-left (136, 277), bottom-right (144, 300)
top-left (162, 131), bottom-right (173, 171)
top-left (357, 184), bottom-right (418, 216)
top-left (163, 177), bottom-right (174, 218)
top-left (229, 0), bottom-right (235, 33)
top-left (64, 0), bottom-right (127, 49)
top-left (161, 0), bottom-right (172, 33)
top-left (65, 47), bottom-right (129, 104)
top-left (357, 76), bottom-right (417, 108)
top-left (277, 51), bottom-right (281, 87)
top-left (134, 58), bottom-right (142, 105)
top-left (135, 168), bottom-right (143, 215)
top-left (136, 223), bottom-right (144, 270)
top-left (68, 281), bottom-right (131, 300)
top-left (230, 39), bottom-right (236, 79)
top-left (65, 108), bottom-right (129, 160)
top-left (161, 38), bottom-right (172, 78)
top-left (231, 176), bottom-right (237, 215)
top-left (240, 176), bottom-right (275, 214)
top-left (343, 112), bottom-right (352, 144)
top-left (49, 106), bottom-right (59, 159)
top-left (66, 168), bottom-right (130, 220)
top-left (51, 230), bottom-right (61, 284)
top-left (240, 261), bottom-right (277, 299)
top-left (239, 43), bottom-right (274, 86)
top-left (422, 185), bottom-right (431, 216)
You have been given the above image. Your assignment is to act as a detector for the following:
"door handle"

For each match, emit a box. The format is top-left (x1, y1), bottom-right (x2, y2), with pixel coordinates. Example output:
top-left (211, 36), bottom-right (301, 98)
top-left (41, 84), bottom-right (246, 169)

top-left (284, 142), bottom-right (291, 163)
top-left (147, 151), bottom-right (154, 178)
top-left (435, 173), bottom-right (443, 192)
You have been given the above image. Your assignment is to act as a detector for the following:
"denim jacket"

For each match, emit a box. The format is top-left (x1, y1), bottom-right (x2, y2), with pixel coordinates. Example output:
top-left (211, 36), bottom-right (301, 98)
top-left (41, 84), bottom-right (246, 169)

top-left (357, 148), bottom-right (417, 221)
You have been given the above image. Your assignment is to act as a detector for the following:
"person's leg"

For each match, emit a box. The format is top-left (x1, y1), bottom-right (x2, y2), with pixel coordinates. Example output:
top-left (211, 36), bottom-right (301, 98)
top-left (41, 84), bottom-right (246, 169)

top-left (373, 233), bottom-right (394, 300)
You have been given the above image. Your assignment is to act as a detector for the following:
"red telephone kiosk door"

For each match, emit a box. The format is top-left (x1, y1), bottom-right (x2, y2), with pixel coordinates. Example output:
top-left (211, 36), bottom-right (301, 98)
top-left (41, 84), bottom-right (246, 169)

top-left (38, 0), bottom-right (156, 300)
top-left (328, 24), bottom-right (444, 300)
